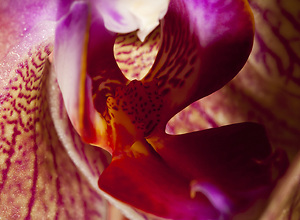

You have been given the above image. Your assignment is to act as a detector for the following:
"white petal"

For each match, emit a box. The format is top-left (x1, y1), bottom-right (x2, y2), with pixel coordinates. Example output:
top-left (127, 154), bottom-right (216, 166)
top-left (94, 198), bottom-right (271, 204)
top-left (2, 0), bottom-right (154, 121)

top-left (95, 0), bottom-right (170, 41)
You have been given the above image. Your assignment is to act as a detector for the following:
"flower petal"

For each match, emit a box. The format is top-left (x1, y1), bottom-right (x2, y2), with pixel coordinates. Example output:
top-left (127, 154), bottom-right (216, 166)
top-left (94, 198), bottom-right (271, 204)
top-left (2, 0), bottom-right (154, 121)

top-left (147, 122), bottom-right (288, 217)
top-left (54, 2), bottom-right (112, 151)
top-left (143, 0), bottom-right (255, 127)
top-left (92, 0), bottom-right (170, 41)
top-left (86, 7), bottom-right (129, 116)
top-left (48, 62), bottom-right (112, 191)
top-left (99, 140), bottom-right (221, 220)
top-left (0, 0), bottom-right (59, 90)
top-left (0, 43), bottom-right (107, 219)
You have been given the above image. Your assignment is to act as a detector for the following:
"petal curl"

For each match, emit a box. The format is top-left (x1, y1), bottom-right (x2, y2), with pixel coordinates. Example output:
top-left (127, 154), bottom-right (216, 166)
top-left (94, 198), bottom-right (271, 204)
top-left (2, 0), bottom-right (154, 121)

top-left (87, 7), bottom-right (129, 116)
top-left (143, 0), bottom-right (255, 127)
top-left (92, 0), bottom-right (170, 41)
top-left (99, 140), bottom-right (221, 220)
top-left (54, 2), bottom-right (113, 151)
top-left (147, 123), bottom-right (288, 217)
top-left (99, 123), bottom-right (287, 219)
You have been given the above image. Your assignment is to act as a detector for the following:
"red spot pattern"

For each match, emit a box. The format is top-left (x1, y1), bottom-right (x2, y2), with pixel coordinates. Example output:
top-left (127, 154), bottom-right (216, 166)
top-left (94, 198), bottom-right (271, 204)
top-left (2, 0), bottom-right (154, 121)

top-left (0, 44), bottom-right (107, 219)
top-left (107, 80), bottom-right (163, 137)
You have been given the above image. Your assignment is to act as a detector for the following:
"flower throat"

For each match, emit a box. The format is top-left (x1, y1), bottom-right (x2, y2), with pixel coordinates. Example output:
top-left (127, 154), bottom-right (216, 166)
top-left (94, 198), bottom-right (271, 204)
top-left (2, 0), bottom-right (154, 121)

top-left (106, 80), bottom-right (163, 139)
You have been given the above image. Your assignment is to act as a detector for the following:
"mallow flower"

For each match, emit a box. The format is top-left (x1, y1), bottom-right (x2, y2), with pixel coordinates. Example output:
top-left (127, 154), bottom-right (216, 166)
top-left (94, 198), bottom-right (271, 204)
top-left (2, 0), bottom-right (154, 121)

top-left (0, 0), bottom-right (296, 220)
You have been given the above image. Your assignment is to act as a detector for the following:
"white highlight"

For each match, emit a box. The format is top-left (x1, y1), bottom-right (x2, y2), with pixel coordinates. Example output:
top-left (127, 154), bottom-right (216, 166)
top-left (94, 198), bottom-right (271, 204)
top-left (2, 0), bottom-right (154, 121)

top-left (95, 0), bottom-right (170, 41)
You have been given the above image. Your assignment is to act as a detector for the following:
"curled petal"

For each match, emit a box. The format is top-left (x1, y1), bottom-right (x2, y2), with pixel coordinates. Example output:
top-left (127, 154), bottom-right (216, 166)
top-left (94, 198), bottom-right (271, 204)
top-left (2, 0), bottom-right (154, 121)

top-left (54, 2), bottom-right (111, 151)
top-left (143, 0), bottom-right (255, 127)
top-left (190, 181), bottom-right (231, 215)
top-left (86, 8), bottom-right (129, 116)
top-left (99, 140), bottom-right (221, 220)
top-left (147, 123), bottom-right (288, 217)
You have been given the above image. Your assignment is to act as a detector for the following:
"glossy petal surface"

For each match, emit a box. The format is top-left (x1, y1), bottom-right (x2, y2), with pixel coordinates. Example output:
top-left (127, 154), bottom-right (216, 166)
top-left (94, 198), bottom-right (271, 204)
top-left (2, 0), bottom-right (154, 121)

top-left (99, 123), bottom-right (286, 219)
top-left (143, 0), bottom-right (254, 128)
top-left (99, 140), bottom-right (220, 220)
top-left (166, 0), bottom-right (300, 219)
top-left (149, 123), bottom-right (288, 214)
top-left (49, 0), bottom-right (291, 219)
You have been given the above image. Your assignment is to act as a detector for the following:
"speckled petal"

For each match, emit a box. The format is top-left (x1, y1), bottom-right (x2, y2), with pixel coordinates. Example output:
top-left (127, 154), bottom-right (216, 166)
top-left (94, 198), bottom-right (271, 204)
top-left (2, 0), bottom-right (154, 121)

top-left (0, 43), bottom-right (108, 219)
top-left (143, 0), bottom-right (254, 128)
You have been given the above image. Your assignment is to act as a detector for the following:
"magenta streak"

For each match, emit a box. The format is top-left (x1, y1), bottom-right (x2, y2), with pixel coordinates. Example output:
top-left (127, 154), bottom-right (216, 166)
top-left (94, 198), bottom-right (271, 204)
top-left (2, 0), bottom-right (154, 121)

top-left (191, 101), bottom-right (219, 128)
top-left (228, 82), bottom-right (299, 136)
top-left (115, 50), bottom-right (134, 55)
top-left (278, 0), bottom-right (300, 30)
top-left (74, 172), bottom-right (103, 219)
top-left (67, 118), bottom-right (97, 177)
top-left (48, 128), bottom-right (68, 219)
top-left (24, 138), bottom-right (38, 220)
top-left (0, 139), bottom-right (16, 192)
top-left (74, 172), bottom-right (87, 217)
top-left (254, 33), bottom-right (282, 75)
top-left (268, 27), bottom-right (300, 85)
top-left (251, 1), bottom-right (300, 85)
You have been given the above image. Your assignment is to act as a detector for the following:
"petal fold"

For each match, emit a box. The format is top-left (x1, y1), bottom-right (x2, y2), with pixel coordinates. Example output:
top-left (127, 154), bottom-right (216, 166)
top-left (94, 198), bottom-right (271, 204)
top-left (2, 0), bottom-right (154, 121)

top-left (147, 123), bottom-right (288, 216)
top-left (86, 8), bottom-right (129, 116)
top-left (92, 0), bottom-right (170, 41)
top-left (54, 2), bottom-right (110, 151)
top-left (143, 0), bottom-right (255, 127)
top-left (99, 140), bottom-right (221, 220)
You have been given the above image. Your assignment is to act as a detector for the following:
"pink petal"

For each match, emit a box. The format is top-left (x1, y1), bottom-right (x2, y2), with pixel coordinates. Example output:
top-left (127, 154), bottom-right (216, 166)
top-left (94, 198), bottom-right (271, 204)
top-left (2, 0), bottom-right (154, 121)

top-left (54, 2), bottom-right (113, 152)
top-left (0, 0), bottom-right (59, 61)
top-left (142, 0), bottom-right (255, 127)
top-left (48, 65), bottom-right (112, 191)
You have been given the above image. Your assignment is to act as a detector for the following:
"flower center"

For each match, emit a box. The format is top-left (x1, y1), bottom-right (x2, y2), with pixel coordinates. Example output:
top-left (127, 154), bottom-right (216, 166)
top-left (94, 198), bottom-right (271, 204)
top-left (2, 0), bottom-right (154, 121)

top-left (106, 80), bottom-right (163, 148)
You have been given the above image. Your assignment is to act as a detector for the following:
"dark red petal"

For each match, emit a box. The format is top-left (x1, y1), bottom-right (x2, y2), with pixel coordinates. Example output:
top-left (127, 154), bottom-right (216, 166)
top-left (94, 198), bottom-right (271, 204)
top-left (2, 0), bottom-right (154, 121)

top-left (143, 0), bottom-right (255, 127)
top-left (87, 9), bottom-right (129, 114)
top-left (99, 140), bottom-right (221, 220)
top-left (148, 123), bottom-right (288, 214)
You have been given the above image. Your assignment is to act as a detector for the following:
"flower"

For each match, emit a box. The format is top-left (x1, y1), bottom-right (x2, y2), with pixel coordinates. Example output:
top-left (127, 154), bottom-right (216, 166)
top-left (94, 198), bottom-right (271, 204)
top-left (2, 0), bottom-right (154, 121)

top-left (166, 0), bottom-right (300, 219)
top-left (54, 0), bottom-right (288, 219)
top-left (0, 1), bottom-right (112, 219)
top-left (0, 0), bottom-right (298, 220)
